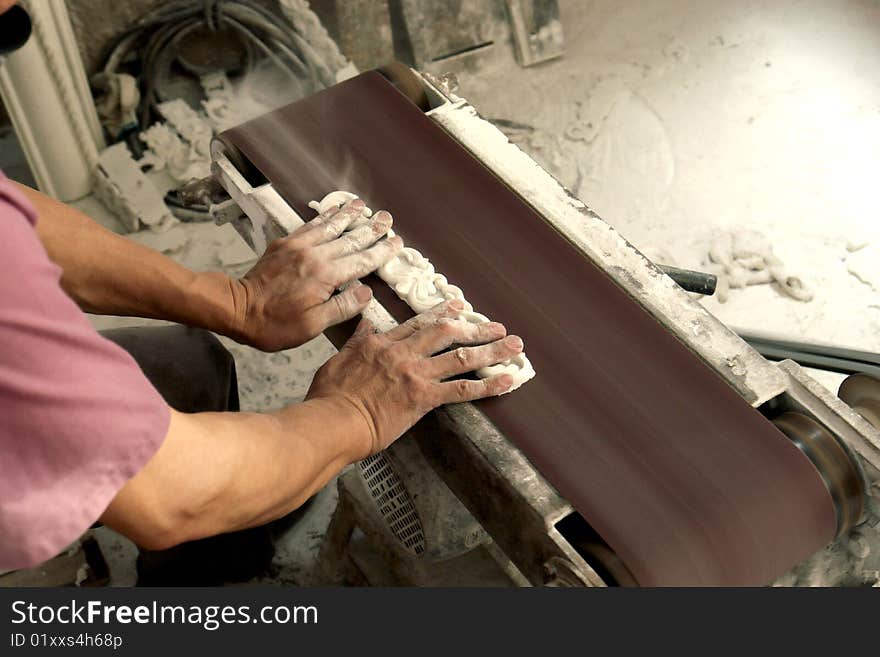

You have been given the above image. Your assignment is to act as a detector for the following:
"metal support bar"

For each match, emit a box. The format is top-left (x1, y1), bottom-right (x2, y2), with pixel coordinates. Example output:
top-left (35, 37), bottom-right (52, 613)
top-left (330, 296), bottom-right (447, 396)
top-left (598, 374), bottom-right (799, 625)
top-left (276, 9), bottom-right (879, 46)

top-left (742, 333), bottom-right (880, 380)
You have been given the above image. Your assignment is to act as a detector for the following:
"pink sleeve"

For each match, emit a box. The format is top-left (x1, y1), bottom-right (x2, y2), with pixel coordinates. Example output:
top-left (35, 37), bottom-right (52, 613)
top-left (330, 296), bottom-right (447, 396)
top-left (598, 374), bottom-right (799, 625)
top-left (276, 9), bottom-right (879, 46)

top-left (0, 176), bottom-right (170, 569)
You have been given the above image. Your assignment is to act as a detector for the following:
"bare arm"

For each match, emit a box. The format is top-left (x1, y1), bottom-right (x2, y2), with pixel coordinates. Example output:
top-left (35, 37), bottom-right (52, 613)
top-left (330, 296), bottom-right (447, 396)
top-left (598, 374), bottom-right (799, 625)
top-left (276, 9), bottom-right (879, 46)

top-left (21, 184), bottom-right (522, 548)
top-left (101, 301), bottom-right (521, 549)
top-left (17, 184), bottom-right (402, 351)
top-left (101, 399), bottom-right (370, 549)
top-left (17, 182), bottom-right (241, 335)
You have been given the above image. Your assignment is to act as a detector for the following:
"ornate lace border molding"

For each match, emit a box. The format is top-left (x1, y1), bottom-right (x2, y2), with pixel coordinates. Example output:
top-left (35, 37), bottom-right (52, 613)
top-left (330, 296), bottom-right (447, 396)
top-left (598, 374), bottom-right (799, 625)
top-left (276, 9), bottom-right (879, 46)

top-left (309, 191), bottom-right (535, 392)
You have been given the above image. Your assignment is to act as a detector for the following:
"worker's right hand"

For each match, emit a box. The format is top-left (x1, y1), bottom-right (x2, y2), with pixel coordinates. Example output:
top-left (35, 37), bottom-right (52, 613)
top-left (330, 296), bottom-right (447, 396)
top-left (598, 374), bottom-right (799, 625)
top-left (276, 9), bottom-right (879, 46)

top-left (227, 199), bottom-right (403, 352)
top-left (306, 300), bottom-right (522, 457)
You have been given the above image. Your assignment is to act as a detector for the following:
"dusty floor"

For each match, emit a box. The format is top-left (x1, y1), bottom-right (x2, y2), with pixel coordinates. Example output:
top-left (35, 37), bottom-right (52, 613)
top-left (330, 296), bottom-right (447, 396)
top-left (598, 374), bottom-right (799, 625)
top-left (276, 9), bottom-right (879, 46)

top-left (5, 0), bottom-right (880, 585)
top-left (450, 0), bottom-right (880, 361)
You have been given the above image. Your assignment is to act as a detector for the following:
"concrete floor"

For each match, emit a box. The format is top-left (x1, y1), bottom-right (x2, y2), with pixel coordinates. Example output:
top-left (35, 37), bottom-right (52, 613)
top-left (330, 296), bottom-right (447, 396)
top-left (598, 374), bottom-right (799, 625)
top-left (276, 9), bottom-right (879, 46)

top-left (448, 0), bottom-right (880, 365)
top-left (5, 0), bottom-right (880, 585)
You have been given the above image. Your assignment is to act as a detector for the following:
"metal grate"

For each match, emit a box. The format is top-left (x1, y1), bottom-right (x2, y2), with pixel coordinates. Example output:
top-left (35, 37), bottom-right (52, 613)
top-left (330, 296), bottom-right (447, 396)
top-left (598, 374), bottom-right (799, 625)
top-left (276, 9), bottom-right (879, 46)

top-left (358, 452), bottom-right (426, 555)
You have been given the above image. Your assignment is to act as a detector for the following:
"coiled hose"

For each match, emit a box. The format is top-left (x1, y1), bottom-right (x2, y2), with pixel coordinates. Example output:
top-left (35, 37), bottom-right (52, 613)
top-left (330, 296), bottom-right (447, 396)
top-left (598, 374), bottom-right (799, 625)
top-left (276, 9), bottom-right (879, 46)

top-left (98, 0), bottom-right (342, 131)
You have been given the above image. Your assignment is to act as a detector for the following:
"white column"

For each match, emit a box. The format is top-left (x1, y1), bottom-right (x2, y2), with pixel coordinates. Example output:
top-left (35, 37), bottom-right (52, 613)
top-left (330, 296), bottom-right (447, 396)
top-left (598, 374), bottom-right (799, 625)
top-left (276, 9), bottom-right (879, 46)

top-left (0, 0), bottom-right (105, 201)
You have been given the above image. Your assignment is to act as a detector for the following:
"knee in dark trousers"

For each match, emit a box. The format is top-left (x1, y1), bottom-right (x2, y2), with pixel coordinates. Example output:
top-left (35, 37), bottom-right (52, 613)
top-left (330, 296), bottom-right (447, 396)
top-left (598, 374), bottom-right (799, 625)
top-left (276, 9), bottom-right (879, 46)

top-left (101, 325), bottom-right (273, 585)
top-left (100, 325), bottom-right (239, 413)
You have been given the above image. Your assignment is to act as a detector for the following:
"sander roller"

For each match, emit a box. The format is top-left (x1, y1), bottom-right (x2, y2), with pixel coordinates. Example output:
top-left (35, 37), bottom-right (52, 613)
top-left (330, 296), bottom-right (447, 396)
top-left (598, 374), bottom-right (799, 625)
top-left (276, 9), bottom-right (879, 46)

top-left (199, 63), bottom-right (880, 586)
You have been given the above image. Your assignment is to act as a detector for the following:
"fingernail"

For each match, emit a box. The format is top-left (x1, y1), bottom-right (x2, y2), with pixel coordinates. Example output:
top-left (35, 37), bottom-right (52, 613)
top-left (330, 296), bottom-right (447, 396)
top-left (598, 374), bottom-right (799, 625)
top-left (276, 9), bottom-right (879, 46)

top-left (487, 322), bottom-right (506, 335)
top-left (447, 299), bottom-right (464, 311)
top-left (500, 374), bottom-right (515, 389)
top-left (504, 335), bottom-right (523, 350)
top-left (375, 210), bottom-right (392, 223)
top-left (355, 285), bottom-right (373, 303)
top-left (350, 199), bottom-right (365, 209)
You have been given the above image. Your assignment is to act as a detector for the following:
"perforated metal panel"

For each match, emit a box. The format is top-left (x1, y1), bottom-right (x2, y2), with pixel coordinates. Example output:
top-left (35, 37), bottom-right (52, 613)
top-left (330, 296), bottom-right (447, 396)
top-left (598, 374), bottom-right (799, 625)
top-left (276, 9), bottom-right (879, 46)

top-left (358, 452), bottom-right (426, 555)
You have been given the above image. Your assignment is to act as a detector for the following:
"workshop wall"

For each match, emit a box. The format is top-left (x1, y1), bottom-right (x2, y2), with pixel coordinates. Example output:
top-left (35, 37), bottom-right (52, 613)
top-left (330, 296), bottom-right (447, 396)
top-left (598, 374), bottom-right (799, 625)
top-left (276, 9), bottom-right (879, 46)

top-left (66, 0), bottom-right (167, 75)
top-left (63, 0), bottom-right (486, 77)
top-left (65, 0), bottom-right (303, 75)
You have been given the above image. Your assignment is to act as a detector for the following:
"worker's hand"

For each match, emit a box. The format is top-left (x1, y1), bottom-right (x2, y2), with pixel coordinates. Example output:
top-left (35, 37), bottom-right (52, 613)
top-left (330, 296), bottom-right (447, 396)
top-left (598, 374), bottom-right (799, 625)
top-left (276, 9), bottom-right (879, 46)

top-left (228, 199), bottom-right (403, 351)
top-left (306, 300), bottom-right (522, 457)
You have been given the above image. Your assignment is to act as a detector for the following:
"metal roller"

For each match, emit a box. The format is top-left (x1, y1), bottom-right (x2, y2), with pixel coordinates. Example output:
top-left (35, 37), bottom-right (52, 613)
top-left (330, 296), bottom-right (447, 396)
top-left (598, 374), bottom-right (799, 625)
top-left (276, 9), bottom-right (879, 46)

top-left (839, 373), bottom-right (880, 430)
top-left (210, 133), bottom-right (266, 187)
top-left (576, 541), bottom-right (638, 587)
top-left (377, 62), bottom-right (431, 111)
top-left (565, 408), bottom-right (867, 584)
top-left (772, 412), bottom-right (865, 537)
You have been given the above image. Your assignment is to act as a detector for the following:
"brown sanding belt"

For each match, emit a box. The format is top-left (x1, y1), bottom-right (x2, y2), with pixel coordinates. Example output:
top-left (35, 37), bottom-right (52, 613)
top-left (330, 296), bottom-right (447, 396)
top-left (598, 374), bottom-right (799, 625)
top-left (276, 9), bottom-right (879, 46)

top-left (222, 71), bottom-right (836, 586)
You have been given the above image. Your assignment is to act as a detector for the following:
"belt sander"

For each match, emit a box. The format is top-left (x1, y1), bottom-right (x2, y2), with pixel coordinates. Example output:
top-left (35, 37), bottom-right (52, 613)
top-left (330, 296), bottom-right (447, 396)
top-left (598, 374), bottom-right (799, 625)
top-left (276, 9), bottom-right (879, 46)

top-left (197, 64), bottom-right (880, 586)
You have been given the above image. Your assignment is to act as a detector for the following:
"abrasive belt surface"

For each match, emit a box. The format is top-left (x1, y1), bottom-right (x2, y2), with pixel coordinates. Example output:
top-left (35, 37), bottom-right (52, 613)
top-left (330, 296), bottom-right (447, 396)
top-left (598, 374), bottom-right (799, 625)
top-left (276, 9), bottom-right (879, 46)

top-left (221, 71), bottom-right (836, 585)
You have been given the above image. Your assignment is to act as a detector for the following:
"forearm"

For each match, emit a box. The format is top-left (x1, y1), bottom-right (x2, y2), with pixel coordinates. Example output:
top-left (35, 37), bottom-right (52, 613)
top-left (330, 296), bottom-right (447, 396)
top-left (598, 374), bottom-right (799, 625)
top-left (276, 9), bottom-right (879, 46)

top-left (16, 182), bottom-right (242, 334)
top-left (103, 399), bottom-right (371, 549)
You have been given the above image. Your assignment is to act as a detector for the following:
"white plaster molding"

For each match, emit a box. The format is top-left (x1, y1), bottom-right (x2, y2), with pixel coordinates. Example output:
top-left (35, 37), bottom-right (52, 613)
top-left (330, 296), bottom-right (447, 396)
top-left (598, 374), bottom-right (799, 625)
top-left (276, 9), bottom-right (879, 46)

top-left (0, 0), bottom-right (105, 200)
top-left (277, 0), bottom-right (351, 77)
top-left (310, 191), bottom-right (536, 392)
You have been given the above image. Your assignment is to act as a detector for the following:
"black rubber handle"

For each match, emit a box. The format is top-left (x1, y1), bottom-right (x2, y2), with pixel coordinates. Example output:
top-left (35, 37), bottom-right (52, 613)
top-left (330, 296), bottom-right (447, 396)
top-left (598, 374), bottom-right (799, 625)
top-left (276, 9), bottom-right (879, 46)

top-left (0, 5), bottom-right (32, 56)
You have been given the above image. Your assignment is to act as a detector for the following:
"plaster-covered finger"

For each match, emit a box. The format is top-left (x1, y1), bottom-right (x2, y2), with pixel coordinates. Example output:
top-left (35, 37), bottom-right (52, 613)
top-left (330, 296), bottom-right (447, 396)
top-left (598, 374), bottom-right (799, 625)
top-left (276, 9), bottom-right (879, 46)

top-left (307, 202), bottom-right (364, 244)
top-left (428, 336), bottom-right (523, 380)
top-left (313, 198), bottom-right (362, 223)
top-left (308, 191), bottom-right (375, 220)
top-left (315, 283), bottom-right (374, 329)
top-left (286, 203), bottom-right (341, 243)
top-left (317, 211), bottom-right (393, 259)
top-left (296, 200), bottom-right (365, 245)
top-left (350, 314), bottom-right (376, 340)
top-left (407, 317), bottom-right (507, 356)
top-left (437, 374), bottom-right (515, 404)
top-left (330, 236), bottom-right (404, 286)
top-left (384, 300), bottom-right (464, 341)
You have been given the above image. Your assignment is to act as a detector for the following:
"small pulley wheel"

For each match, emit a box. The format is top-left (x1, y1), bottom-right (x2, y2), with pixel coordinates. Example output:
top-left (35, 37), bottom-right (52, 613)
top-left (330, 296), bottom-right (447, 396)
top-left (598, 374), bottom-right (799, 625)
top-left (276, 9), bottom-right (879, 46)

top-left (556, 513), bottom-right (639, 586)
top-left (377, 62), bottom-right (431, 112)
top-left (210, 134), bottom-right (266, 187)
top-left (575, 541), bottom-right (638, 587)
top-left (839, 373), bottom-right (880, 430)
top-left (772, 411), bottom-right (865, 537)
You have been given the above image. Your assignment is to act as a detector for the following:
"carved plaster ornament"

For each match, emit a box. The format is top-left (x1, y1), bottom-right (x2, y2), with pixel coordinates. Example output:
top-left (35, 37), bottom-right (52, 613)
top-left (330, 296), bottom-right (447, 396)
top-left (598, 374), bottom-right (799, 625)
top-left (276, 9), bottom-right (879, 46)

top-left (309, 191), bottom-right (536, 392)
top-left (308, 191), bottom-right (373, 228)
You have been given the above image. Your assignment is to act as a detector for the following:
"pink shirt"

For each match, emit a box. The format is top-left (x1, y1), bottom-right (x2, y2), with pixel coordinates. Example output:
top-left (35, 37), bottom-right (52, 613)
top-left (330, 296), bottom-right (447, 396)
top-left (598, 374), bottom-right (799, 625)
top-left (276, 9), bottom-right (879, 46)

top-left (0, 174), bottom-right (169, 569)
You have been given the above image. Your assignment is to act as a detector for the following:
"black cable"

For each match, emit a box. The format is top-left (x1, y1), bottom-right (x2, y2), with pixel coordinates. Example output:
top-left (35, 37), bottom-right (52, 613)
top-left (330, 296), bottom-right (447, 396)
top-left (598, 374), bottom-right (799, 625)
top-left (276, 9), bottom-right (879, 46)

top-left (740, 333), bottom-right (880, 378)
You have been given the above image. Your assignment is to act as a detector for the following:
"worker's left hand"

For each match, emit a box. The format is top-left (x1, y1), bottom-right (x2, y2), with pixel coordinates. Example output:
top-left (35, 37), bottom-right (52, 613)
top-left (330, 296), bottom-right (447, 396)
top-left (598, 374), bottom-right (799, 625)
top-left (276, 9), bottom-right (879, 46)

top-left (225, 199), bottom-right (403, 351)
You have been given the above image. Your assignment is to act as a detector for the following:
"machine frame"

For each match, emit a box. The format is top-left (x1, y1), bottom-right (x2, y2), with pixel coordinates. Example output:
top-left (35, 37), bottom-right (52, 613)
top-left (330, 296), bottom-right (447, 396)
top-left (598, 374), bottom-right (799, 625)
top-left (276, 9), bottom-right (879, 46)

top-left (206, 68), bottom-right (880, 586)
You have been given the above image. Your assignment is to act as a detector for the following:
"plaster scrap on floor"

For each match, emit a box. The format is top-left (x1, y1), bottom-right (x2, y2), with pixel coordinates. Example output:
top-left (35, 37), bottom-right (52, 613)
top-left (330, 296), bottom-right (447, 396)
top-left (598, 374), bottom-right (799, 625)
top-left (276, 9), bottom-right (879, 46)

top-left (705, 229), bottom-right (813, 303)
top-left (847, 243), bottom-right (880, 292)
